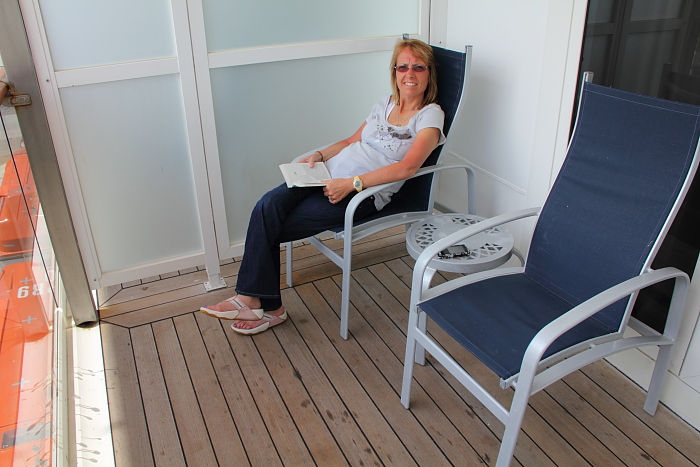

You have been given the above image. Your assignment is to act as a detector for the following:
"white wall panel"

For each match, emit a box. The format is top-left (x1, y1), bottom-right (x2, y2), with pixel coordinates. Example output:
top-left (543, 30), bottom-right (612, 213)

top-left (22, 0), bottom-right (428, 285)
top-left (202, 0), bottom-right (419, 52)
top-left (209, 52), bottom-right (391, 244)
top-left (59, 75), bottom-right (203, 273)
top-left (37, 0), bottom-right (177, 69)
top-left (443, 1), bottom-right (549, 196)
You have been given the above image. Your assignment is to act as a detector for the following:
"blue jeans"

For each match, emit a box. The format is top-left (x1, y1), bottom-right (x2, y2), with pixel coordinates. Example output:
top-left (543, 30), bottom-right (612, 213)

top-left (235, 183), bottom-right (378, 311)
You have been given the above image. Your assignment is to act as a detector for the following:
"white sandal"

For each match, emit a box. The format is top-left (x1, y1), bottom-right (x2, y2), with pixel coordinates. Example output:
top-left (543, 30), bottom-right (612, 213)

top-left (200, 296), bottom-right (264, 320)
top-left (231, 308), bottom-right (287, 335)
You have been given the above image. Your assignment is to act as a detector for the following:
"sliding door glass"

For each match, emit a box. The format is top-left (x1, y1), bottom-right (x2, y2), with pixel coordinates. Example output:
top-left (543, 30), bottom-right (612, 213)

top-left (579, 0), bottom-right (699, 332)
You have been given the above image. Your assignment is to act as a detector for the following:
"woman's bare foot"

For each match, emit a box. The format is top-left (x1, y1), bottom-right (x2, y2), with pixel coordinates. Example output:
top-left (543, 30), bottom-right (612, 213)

top-left (231, 307), bottom-right (287, 335)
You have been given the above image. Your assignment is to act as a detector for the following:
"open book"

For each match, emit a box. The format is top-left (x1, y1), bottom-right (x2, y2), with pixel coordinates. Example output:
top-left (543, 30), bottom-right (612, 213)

top-left (279, 162), bottom-right (331, 188)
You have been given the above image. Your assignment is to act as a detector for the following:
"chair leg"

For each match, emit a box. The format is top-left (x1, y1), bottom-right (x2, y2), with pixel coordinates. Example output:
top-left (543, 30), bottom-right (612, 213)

top-left (415, 310), bottom-right (427, 365)
top-left (401, 307), bottom-right (421, 408)
top-left (414, 268), bottom-right (435, 364)
top-left (339, 243), bottom-right (352, 340)
top-left (340, 276), bottom-right (350, 340)
top-left (644, 344), bottom-right (673, 415)
top-left (422, 267), bottom-right (437, 293)
top-left (285, 241), bottom-right (294, 287)
top-left (497, 386), bottom-right (530, 467)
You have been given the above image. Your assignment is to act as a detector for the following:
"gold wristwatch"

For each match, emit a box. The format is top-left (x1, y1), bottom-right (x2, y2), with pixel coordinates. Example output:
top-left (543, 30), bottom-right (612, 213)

top-left (353, 176), bottom-right (363, 192)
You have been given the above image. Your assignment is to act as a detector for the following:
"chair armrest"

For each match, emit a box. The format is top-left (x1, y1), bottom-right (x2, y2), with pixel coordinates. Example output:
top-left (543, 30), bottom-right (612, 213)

top-left (294, 149), bottom-right (480, 236)
top-left (413, 163), bottom-right (476, 214)
top-left (410, 207), bottom-right (541, 305)
top-left (343, 163), bottom-right (480, 232)
top-left (520, 267), bottom-right (690, 381)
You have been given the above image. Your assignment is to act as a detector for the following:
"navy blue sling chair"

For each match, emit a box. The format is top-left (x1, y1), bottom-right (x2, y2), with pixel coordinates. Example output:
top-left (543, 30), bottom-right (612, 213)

top-left (401, 82), bottom-right (700, 467)
top-left (286, 44), bottom-right (474, 339)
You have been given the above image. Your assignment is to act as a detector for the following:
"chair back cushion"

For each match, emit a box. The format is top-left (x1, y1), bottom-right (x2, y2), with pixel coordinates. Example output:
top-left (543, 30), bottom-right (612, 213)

top-left (525, 83), bottom-right (700, 329)
top-left (389, 46), bottom-right (468, 212)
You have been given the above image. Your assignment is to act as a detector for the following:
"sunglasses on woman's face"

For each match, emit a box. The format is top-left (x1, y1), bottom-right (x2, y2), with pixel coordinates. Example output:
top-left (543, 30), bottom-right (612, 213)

top-left (394, 65), bottom-right (428, 73)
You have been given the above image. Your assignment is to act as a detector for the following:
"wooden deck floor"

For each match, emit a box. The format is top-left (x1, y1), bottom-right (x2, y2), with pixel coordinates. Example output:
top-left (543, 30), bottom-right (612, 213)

top-left (97, 227), bottom-right (700, 467)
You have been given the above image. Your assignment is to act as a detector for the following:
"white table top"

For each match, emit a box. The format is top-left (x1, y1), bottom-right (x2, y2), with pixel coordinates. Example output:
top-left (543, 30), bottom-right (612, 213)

top-left (406, 213), bottom-right (514, 274)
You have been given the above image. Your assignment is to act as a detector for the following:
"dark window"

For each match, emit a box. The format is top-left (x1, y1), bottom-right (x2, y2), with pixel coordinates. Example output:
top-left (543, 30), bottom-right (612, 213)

top-left (578, 0), bottom-right (700, 332)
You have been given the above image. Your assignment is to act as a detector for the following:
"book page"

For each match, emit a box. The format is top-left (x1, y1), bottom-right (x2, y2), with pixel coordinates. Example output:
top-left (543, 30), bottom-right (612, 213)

top-left (280, 162), bottom-right (331, 187)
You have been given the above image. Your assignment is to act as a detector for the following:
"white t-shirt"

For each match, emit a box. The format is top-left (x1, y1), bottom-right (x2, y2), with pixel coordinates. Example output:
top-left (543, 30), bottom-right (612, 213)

top-left (325, 95), bottom-right (446, 210)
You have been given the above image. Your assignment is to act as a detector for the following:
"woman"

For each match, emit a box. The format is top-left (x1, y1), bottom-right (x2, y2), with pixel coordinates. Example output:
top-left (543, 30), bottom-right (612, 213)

top-left (201, 38), bottom-right (446, 335)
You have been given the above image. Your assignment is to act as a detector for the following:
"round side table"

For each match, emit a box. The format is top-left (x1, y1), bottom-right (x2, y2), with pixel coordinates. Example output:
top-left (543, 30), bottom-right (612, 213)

top-left (406, 213), bottom-right (516, 291)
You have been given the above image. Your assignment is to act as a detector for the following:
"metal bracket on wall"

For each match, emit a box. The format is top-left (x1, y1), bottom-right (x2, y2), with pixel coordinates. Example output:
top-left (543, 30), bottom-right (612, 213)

top-left (0, 78), bottom-right (32, 107)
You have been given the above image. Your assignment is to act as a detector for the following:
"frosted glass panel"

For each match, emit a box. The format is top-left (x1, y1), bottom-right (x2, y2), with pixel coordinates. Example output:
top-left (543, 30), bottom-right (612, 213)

top-left (203, 0), bottom-right (419, 52)
top-left (210, 52), bottom-right (391, 244)
top-left (60, 75), bottom-right (203, 272)
top-left (38, 0), bottom-right (176, 70)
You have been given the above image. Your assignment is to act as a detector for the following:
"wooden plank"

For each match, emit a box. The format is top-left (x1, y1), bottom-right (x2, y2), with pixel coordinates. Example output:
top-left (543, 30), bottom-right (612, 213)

top-left (561, 371), bottom-right (694, 466)
top-left (195, 313), bottom-right (282, 466)
top-left (172, 314), bottom-right (249, 465)
top-left (100, 235), bottom-right (700, 467)
top-left (122, 279), bottom-right (142, 288)
top-left (291, 283), bottom-right (443, 466)
top-left (286, 227), bottom-right (405, 267)
top-left (338, 269), bottom-right (522, 466)
top-left (278, 286), bottom-right (413, 465)
top-left (102, 285), bottom-right (238, 328)
top-left (526, 389), bottom-right (628, 466)
top-left (100, 323), bottom-right (155, 467)
top-left (252, 316), bottom-right (352, 466)
top-left (130, 325), bottom-right (186, 466)
top-left (581, 361), bottom-right (700, 465)
top-left (290, 240), bottom-right (408, 286)
top-left (101, 262), bottom-right (240, 308)
top-left (159, 271), bottom-right (181, 280)
top-left (150, 319), bottom-right (219, 466)
top-left (346, 266), bottom-right (517, 463)
top-left (286, 230), bottom-right (406, 280)
top-left (222, 314), bottom-right (315, 466)
top-left (100, 282), bottom-right (210, 319)
top-left (97, 284), bottom-right (122, 307)
top-left (100, 226), bottom-right (403, 315)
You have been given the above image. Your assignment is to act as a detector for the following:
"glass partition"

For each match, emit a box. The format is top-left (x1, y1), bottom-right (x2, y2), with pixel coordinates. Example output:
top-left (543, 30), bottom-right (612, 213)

top-left (202, 0), bottom-right (419, 52)
top-left (0, 60), bottom-right (60, 466)
top-left (59, 75), bottom-right (204, 273)
top-left (210, 51), bottom-right (391, 242)
top-left (37, 0), bottom-right (177, 70)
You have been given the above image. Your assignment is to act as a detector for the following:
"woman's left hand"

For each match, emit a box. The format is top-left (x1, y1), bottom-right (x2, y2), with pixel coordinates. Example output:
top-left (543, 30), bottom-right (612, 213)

top-left (323, 178), bottom-right (354, 204)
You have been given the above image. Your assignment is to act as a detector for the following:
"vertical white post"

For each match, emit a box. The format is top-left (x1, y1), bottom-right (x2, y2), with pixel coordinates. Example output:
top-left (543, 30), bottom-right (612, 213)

top-left (172, 0), bottom-right (225, 290)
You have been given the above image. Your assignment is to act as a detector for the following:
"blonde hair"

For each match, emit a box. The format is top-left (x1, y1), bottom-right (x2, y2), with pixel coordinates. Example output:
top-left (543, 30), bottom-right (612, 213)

top-left (390, 38), bottom-right (438, 108)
